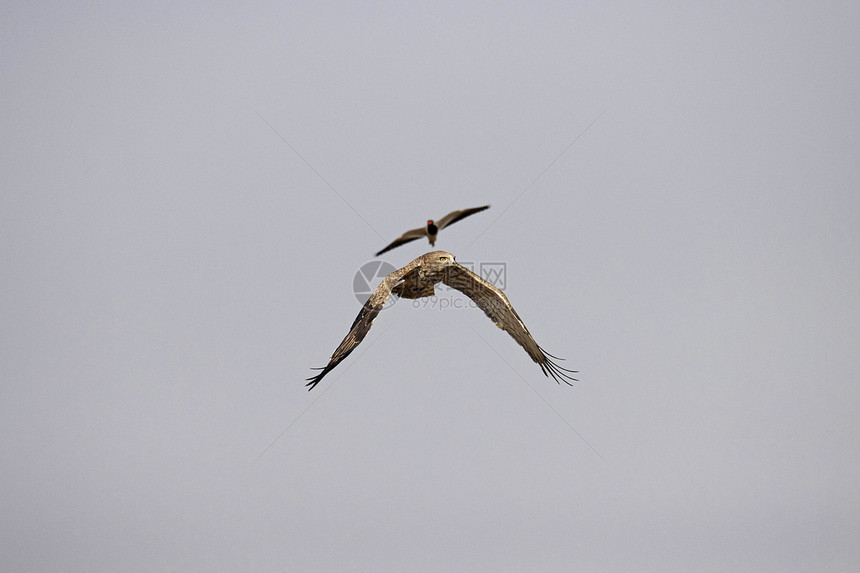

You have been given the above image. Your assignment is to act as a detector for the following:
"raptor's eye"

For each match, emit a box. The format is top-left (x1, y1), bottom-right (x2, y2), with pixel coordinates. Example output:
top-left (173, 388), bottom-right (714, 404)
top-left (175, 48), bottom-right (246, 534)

top-left (439, 256), bottom-right (447, 261)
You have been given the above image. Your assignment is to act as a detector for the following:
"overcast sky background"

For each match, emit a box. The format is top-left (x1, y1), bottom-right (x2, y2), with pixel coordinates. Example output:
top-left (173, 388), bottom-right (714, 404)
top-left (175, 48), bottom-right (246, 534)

top-left (3, 2), bottom-right (859, 571)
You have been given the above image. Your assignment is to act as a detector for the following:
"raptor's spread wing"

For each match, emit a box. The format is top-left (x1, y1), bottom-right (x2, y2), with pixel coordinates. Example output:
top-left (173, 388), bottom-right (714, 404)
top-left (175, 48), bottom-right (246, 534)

top-left (441, 263), bottom-right (577, 384)
top-left (306, 269), bottom-right (408, 389)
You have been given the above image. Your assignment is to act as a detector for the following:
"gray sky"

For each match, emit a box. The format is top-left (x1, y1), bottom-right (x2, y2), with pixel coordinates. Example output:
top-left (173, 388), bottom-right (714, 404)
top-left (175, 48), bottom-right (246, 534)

top-left (3, 2), bottom-right (859, 571)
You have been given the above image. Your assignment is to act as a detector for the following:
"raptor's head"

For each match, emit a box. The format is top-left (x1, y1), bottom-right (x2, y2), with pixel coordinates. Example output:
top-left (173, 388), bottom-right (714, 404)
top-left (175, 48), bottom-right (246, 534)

top-left (424, 250), bottom-right (457, 269)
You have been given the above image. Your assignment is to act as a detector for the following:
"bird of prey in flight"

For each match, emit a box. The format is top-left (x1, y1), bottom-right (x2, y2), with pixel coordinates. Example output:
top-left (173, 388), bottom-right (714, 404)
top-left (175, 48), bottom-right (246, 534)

top-left (307, 250), bottom-right (577, 390)
top-left (375, 205), bottom-right (490, 256)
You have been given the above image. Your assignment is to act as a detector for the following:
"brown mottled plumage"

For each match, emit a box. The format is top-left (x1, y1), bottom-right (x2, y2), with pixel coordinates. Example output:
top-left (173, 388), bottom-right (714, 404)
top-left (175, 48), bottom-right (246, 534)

top-left (306, 250), bottom-right (577, 390)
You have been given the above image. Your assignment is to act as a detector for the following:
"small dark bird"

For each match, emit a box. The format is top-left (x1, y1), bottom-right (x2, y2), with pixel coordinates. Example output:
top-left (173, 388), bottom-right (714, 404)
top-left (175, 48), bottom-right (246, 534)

top-left (307, 250), bottom-right (577, 390)
top-left (375, 205), bottom-right (490, 256)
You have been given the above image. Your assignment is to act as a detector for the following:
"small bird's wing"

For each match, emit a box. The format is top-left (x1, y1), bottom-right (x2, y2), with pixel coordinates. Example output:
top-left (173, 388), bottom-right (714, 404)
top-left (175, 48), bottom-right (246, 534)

top-left (307, 258), bottom-right (422, 389)
top-left (375, 226), bottom-right (427, 256)
top-left (441, 263), bottom-right (577, 384)
top-left (435, 205), bottom-right (490, 230)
